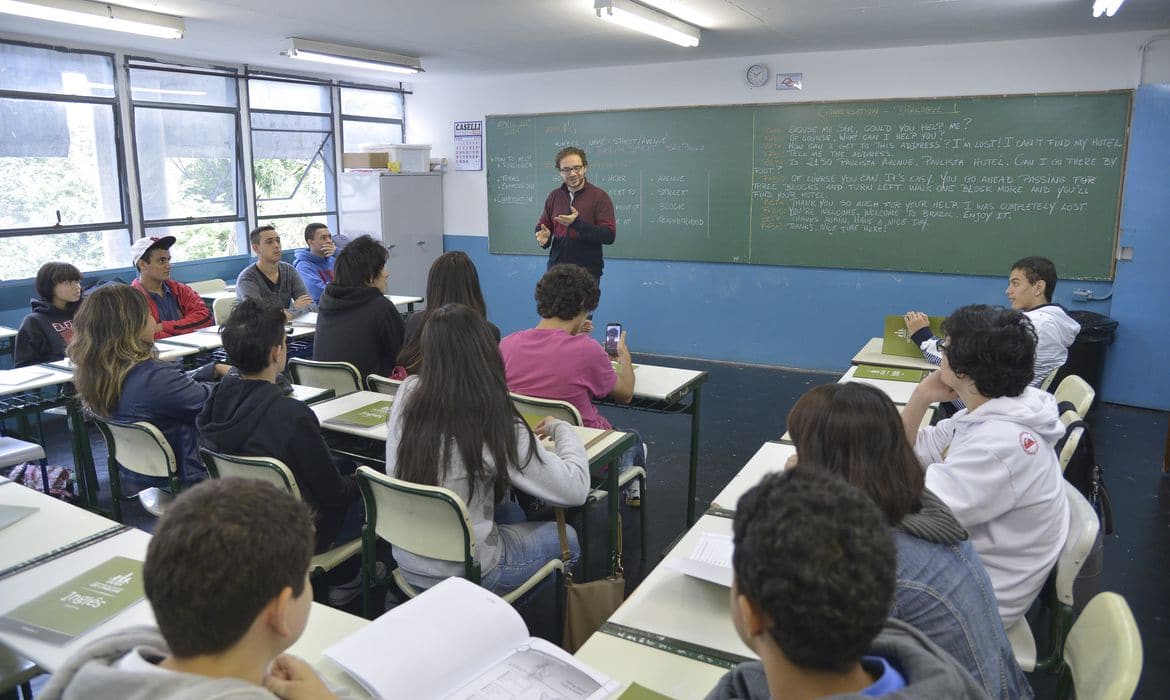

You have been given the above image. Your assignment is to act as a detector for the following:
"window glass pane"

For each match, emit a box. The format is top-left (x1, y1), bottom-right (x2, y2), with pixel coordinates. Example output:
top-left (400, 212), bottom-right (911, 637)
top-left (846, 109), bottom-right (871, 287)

top-left (340, 87), bottom-right (403, 120)
top-left (129, 68), bottom-right (237, 107)
top-left (0, 98), bottom-right (123, 229)
top-left (147, 221), bottom-right (245, 262)
top-left (135, 107), bottom-right (239, 221)
top-left (251, 112), bottom-right (331, 132)
top-left (249, 79), bottom-right (330, 113)
top-left (257, 215), bottom-right (336, 252)
top-left (0, 42), bottom-right (114, 97)
top-left (0, 229), bottom-right (130, 280)
top-left (254, 132), bottom-right (333, 217)
top-left (342, 118), bottom-right (402, 152)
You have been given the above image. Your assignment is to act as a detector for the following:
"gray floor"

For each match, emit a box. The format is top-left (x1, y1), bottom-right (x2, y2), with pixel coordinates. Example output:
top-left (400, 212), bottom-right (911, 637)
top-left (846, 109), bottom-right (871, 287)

top-left (16, 353), bottom-right (1169, 699)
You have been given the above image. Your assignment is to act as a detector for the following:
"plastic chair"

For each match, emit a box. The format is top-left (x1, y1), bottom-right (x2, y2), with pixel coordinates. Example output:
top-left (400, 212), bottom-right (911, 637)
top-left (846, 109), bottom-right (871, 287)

top-left (94, 419), bottom-right (181, 522)
top-left (366, 374), bottom-right (403, 396)
top-left (1055, 592), bottom-right (1142, 700)
top-left (1054, 375), bottom-right (1095, 422)
top-left (1008, 481), bottom-right (1102, 672)
top-left (355, 466), bottom-right (564, 619)
top-left (188, 278), bottom-right (227, 294)
top-left (1039, 366), bottom-right (1061, 391)
top-left (289, 358), bottom-right (362, 398)
top-left (510, 392), bottom-right (648, 568)
top-left (0, 436), bottom-right (49, 495)
top-left (213, 296), bottom-right (238, 325)
top-left (200, 449), bottom-right (362, 577)
top-left (1058, 425), bottom-right (1085, 473)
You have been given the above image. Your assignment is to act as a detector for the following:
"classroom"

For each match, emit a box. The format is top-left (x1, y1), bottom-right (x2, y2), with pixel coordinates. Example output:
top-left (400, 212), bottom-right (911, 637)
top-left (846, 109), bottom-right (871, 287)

top-left (1, 1), bottom-right (1168, 699)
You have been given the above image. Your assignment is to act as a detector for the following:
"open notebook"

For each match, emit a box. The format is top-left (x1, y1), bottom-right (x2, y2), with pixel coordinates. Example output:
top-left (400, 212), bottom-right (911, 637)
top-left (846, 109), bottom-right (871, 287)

top-left (324, 577), bottom-right (619, 699)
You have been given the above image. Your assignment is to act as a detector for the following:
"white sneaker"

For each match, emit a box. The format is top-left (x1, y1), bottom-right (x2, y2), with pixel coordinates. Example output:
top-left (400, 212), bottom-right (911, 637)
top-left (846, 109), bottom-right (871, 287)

top-left (137, 487), bottom-right (173, 517)
top-left (328, 562), bottom-right (388, 607)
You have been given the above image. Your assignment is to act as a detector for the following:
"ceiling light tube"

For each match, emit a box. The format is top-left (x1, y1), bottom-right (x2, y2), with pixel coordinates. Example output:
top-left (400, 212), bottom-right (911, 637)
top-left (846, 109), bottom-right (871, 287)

top-left (284, 38), bottom-right (423, 75)
top-left (594, 0), bottom-right (700, 48)
top-left (0, 0), bottom-right (184, 39)
top-left (1092, 0), bottom-right (1125, 17)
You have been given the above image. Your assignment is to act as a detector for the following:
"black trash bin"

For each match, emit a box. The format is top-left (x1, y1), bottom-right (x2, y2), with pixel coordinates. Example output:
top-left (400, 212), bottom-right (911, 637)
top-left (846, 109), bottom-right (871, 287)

top-left (1051, 310), bottom-right (1118, 400)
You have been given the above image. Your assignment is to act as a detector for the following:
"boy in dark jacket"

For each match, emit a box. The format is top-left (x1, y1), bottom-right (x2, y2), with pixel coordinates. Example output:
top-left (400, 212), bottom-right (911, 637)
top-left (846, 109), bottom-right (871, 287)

top-left (15, 261), bottom-right (82, 367)
top-left (197, 299), bottom-right (361, 555)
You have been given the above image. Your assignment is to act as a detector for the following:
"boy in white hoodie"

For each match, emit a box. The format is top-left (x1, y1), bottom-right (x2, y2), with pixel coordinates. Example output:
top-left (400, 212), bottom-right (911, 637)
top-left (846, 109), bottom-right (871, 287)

top-left (901, 304), bottom-right (1069, 628)
top-left (42, 479), bottom-right (338, 700)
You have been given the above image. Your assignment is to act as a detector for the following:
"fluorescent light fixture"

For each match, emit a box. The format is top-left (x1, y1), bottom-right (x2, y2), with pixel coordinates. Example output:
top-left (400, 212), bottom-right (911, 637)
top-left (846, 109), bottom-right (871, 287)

top-left (594, 0), bottom-right (700, 48)
top-left (283, 38), bottom-right (423, 75)
top-left (0, 0), bottom-right (184, 38)
top-left (1092, 0), bottom-right (1125, 17)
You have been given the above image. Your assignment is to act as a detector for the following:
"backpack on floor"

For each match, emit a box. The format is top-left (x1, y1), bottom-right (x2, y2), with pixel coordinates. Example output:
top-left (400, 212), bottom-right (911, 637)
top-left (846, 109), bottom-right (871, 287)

top-left (1054, 418), bottom-right (1113, 535)
top-left (6, 462), bottom-right (77, 503)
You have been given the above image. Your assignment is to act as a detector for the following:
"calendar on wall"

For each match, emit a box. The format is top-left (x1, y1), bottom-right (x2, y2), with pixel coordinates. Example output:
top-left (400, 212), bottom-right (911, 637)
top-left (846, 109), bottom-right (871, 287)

top-left (454, 120), bottom-right (482, 171)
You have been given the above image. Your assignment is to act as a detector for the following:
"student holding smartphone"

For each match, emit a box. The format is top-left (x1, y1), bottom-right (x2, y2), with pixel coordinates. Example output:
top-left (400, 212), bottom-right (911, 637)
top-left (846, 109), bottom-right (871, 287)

top-left (532, 147), bottom-right (616, 289)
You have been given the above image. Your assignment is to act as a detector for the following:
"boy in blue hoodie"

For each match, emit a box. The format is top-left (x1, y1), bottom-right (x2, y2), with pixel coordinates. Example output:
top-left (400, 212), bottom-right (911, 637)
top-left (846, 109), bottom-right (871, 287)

top-left (293, 223), bottom-right (336, 304)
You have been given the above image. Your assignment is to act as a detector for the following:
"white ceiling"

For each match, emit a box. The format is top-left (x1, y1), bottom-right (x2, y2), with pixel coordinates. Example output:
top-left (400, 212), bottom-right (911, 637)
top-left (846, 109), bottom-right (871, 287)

top-left (2, 0), bottom-right (1168, 84)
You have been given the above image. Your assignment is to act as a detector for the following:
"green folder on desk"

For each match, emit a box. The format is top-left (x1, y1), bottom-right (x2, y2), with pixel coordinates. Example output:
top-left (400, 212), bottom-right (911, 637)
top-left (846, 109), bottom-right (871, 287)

top-left (0, 556), bottom-right (144, 644)
top-left (324, 400), bottom-right (393, 428)
top-left (853, 364), bottom-right (927, 383)
top-left (881, 315), bottom-right (945, 358)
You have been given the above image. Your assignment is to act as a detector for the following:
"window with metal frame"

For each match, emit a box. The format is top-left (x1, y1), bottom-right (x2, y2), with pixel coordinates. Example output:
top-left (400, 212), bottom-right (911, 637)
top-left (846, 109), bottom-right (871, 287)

top-left (340, 85), bottom-right (405, 154)
top-left (0, 41), bottom-right (131, 278)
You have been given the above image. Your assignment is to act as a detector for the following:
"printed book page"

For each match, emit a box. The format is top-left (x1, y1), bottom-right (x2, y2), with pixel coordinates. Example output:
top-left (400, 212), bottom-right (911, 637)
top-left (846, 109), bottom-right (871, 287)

top-left (446, 637), bottom-right (617, 700)
top-left (664, 533), bottom-right (734, 587)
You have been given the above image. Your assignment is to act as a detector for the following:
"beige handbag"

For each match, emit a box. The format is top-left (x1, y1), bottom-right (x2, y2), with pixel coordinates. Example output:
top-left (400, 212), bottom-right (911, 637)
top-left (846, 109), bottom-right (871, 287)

top-left (556, 507), bottom-right (626, 653)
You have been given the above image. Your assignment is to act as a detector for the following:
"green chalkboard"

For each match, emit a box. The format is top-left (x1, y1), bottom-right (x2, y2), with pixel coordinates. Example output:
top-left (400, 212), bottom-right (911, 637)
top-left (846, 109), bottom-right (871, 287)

top-left (487, 92), bottom-right (1130, 279)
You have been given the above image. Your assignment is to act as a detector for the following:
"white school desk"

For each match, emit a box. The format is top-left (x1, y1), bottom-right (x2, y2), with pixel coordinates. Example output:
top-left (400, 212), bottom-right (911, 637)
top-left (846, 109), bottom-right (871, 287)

top-left (0, 326), bottom-right (19, 363)
top-left (597, 361), bottom-right (709, 526)
top-left (43, 343), bottom-right (200, 371)
top-left (385, 294), bottom-right (423, 313)
top-left (575, 631), bottom-right (729, 700)
top-left (709, 442), bottom-right (795, 513)
top-left (198, 289), bottom-right (236, 304)
top-left (838, 364), bottom-right (925, 405)
top-left (290, 384), bottom-right (334, 404)
top-left (311, 391), bottom-right (637, 577)
top-left (851, 337), bottom-right (938, 372)
top-left (0, 480), bottom-right (122, 573)
top-left (607, 515), bottom-right (754, 662)
top-left (162, 325), bottom-right (315, 352)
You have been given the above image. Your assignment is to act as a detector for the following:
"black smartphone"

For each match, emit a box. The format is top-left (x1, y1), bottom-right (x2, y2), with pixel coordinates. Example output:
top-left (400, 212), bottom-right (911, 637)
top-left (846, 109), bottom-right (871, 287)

top-left (604, 323), bottom-right (622, 356)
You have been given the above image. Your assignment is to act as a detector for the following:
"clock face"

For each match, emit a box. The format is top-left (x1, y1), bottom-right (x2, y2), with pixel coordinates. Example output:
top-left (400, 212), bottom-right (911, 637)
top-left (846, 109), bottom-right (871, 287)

top-left (746, 64), bottom-right (768, 87)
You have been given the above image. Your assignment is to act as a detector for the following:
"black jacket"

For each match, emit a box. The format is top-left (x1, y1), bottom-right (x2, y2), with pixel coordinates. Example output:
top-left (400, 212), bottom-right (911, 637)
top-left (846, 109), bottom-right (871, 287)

top-left (196, 375), bottom-right (359, 552)
top-left (15, 298), bottom-right (79, 367)
top-left (314, 284), bottom-right (405, 382)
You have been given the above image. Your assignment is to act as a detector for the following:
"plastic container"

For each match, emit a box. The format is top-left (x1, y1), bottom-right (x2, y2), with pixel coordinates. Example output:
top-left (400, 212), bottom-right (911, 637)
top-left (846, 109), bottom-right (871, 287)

top-left (385, 144), bottom-right (432, 173)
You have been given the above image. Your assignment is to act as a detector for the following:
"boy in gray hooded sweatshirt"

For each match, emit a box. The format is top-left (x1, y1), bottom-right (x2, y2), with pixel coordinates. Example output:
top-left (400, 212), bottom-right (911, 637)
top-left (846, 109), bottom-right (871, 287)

top-left (706, 468), bottom-right (988, 700)
top-left (42, 479), bottom-right (337, 700)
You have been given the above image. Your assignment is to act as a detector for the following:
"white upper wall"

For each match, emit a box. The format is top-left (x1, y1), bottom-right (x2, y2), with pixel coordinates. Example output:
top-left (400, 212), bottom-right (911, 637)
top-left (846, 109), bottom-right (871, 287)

top-left (406, 31), bottom-right (1163, 237)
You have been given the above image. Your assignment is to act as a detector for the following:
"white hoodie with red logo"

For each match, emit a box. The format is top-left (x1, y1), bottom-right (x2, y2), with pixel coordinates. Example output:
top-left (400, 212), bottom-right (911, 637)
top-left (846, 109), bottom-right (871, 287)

top-left (914, 387), bottom-right (1069, 627)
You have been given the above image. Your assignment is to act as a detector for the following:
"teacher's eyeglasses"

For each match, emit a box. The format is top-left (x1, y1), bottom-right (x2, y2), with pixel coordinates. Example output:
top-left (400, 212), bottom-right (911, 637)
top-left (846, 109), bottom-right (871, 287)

top-left (558, 165), bottom-right (585, 175)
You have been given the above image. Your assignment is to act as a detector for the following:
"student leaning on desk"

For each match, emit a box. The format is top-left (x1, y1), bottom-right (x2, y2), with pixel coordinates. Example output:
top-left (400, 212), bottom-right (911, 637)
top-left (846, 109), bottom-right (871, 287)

top-left (14, 262), bottom-right (83, 367)
top-left (42, 479), bottom-right (339, 700)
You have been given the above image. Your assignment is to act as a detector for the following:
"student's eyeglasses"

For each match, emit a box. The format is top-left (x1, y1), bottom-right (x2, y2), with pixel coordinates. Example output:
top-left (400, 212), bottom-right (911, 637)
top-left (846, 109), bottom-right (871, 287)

top-left (558, 165), bottom-right (585, 175)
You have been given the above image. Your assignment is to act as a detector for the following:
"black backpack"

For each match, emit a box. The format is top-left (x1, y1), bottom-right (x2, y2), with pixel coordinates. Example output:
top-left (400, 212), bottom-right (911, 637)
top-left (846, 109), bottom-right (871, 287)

top-left (1053, 411), bottom-right (1113, 535)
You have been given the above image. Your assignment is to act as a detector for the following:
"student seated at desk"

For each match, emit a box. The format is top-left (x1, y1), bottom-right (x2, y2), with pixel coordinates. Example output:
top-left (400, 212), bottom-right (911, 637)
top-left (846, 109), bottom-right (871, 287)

top-left (293, 223), bottom-right (336, 305)
top-left (70, 285), bottom-right (230, 510)
top-left (707, 468), bottom-right (988, 700)
top-left (42, 479), bottom-right (338, 700)
top-left (198, 300), bottom-right (362, 557)
top-left (386, 304), bottom-right (590, 596)
top-left (236, 225), bottom-right (316, 321)
top-left (900, 305), bottom-right (1068, 628)
top-left (129, 235), bottom-right (213, 339)
top-left (14, 261), bottom-right (82, 367)
top-left (903, 256), bottom-right (1080, 392)
top-left (786, 382), bottom-right (1031, 699)
top-left (499, 264), bottom-right (645, 505)
top-left (313, 235), bottom-right (405, 382)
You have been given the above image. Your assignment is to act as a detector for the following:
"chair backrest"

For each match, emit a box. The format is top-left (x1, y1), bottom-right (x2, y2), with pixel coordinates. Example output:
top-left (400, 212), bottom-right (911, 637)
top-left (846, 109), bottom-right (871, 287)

top-left (1058, 425), bottom-right (1085, 473)
top-left (188, 278), bottom-right (227, 294)
top-left (367, 374), bottom-right (403, 396)
top-left (1039, 366), bottom-right (1061, 391)
top-left (509, 392), bottom-right (582, 428)
top-left (200, 448), bottom-right (301, 500)
top-left (1063, 592), bottom-right (1142, 700)
top-left (355, 466), bottom-right (478, 580)
top-left (1054, 375), bottom-right (1095, 420)
top-left (289, 358), bottom-right (362, 397)
top-left (1055, 481), bottom-right (1101, 606)
top-left (213, 296), bottom-right (238, 325)
top-left (95, 420), bottom-right (178, 479)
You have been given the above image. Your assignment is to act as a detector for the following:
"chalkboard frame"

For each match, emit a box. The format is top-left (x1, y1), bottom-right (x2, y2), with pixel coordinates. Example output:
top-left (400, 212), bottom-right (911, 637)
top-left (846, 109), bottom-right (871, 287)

top-left (486, 90), bottom-right (1133, 280)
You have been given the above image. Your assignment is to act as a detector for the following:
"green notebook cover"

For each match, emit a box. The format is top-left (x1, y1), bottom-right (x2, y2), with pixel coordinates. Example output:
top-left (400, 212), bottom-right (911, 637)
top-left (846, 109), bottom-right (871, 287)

top-left (0, 556), bottom-right (144, 644)
top-left (881, 315), bottom-right (945, 358)
top-left (324, 400), bottom-right (393, 428)
top-left (618, 682), bottom-right (674, 699)
top-left (853, 364), bottom-right (927, 383)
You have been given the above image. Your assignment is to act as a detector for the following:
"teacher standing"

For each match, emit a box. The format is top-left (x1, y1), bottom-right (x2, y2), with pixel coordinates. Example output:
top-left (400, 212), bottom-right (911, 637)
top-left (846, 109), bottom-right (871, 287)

top-left (534, 146), bottom-right (616, 285)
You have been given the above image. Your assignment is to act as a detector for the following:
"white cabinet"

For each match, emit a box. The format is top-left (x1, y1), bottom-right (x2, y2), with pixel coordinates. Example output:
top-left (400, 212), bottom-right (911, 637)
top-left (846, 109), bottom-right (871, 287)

top-left (338, 172), bottom-right (443, 300)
